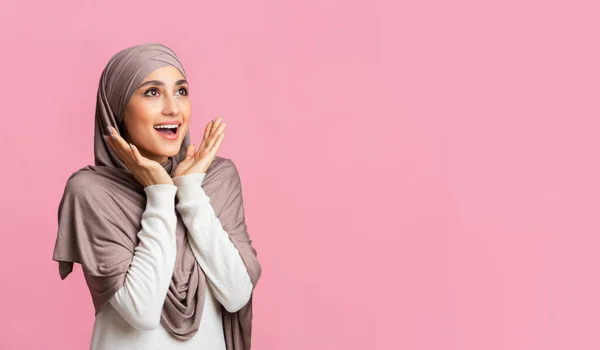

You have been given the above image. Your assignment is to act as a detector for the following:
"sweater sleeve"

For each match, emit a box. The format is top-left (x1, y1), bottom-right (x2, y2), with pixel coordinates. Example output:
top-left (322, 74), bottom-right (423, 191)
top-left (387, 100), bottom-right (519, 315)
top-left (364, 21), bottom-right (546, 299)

top-left (108, 184), bottom-right (178, 331)
top-left (172, 173), bottom-right (254, 313)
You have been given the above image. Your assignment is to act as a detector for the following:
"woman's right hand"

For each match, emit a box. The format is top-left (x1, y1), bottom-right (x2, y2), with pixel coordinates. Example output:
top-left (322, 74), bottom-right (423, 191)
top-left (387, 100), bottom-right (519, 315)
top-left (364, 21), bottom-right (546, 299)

top-left (105, 126), bottom-right (174, 187)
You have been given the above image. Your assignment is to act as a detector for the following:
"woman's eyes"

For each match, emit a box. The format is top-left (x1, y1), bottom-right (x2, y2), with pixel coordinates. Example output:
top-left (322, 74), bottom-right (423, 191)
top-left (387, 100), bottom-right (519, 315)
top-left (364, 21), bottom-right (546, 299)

top-left (144, 88), bottom-right (159, 97)
top-left (144, 87), bottom-right (188, 97)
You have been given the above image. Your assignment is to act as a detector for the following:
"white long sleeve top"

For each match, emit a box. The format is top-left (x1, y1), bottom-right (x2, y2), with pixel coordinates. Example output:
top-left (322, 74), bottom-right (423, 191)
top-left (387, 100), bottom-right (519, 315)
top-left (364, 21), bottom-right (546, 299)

top-left (90, 173), bottom-right (254, 350)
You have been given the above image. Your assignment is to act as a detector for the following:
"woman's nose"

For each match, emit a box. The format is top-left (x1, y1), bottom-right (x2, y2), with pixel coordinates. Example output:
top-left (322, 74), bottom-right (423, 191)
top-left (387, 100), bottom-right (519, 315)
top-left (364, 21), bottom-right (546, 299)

top-left (162, 96), bottom-right (180, 115)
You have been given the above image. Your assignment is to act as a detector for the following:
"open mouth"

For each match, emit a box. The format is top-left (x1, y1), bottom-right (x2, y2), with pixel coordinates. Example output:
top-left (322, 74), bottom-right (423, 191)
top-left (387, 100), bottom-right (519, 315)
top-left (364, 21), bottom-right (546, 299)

top-left (153, 123), bottom-right (181, 139)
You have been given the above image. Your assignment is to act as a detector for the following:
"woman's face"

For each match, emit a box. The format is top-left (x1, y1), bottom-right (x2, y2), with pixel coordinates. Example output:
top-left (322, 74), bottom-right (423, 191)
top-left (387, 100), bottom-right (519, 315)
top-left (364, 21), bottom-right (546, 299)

top-left (121, 65), bottom-right (191, 164)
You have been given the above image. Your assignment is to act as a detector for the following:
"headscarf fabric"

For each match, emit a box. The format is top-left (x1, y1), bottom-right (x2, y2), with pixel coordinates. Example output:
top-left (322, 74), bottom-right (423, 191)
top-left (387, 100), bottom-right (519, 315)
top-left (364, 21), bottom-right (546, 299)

top-left (52, 42), bottom-right (261, 348)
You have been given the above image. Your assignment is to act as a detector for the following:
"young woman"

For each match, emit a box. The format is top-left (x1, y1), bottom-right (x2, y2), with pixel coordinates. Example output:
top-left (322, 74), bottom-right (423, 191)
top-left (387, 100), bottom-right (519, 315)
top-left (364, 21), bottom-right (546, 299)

top-left (52, 42), bottom-right (262, 349)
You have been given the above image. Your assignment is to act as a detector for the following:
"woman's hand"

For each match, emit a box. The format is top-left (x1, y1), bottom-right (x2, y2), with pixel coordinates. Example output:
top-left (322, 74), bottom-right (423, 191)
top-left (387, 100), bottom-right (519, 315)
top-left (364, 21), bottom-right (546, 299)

top-left (172, 116), bottom-right (226, 178)
top-left (104, 126), bottom-right (174, 187)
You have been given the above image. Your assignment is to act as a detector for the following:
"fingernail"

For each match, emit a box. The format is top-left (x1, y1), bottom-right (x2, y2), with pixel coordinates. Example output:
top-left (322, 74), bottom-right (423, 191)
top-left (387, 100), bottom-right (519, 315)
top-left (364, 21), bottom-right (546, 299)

top-left (106, 126), bottom-right (113, 135)
top-left (129, 143), bottom-right (134, 151)
top-left (111, 134), bottom-right (117, 141)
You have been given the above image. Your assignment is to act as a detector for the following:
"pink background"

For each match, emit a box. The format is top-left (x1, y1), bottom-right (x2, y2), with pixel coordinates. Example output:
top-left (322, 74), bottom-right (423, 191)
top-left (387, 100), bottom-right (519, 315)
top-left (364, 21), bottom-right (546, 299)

top-left (1, 0), bottom-right (599, 349)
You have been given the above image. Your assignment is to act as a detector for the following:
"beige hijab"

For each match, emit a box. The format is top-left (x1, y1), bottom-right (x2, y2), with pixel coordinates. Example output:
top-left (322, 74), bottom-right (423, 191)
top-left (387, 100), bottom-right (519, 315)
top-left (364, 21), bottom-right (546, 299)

top-left (52, 43), bottom-right (261, 349)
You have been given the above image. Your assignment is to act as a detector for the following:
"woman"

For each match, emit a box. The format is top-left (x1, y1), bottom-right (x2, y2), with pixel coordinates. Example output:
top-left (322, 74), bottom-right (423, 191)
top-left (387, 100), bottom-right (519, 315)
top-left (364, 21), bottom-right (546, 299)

top-left (52, 42), bottom-right (262, 349)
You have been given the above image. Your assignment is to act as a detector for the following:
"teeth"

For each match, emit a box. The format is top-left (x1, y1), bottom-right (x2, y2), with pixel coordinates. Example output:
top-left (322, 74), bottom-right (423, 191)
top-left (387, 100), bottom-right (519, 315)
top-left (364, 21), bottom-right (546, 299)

top-left (154, 124), bottom-right (178, 129)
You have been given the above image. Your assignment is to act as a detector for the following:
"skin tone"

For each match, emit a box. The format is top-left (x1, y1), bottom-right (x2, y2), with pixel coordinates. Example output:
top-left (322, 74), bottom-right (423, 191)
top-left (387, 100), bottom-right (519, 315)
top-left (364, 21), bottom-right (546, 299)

top-left (103, 65), bottom-right (227, 187)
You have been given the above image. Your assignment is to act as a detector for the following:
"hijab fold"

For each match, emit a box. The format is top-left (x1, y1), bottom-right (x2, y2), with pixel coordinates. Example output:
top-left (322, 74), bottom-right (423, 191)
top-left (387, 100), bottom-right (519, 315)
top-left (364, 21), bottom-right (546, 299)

top-left (52, 43), bottom-right (261, 348)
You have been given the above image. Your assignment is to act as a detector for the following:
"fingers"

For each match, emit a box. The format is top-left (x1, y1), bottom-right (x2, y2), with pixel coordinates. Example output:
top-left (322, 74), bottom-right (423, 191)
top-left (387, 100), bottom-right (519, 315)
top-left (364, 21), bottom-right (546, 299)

top-left (185, 144), bottom-right (196, 159)
top-left (210, 116), bottom-right (223, 136)
top-left (198, 116), bottom-right (221, 150)
top-left (106, 126), bottom-right (135, 166)
top-left (108, 126), bottom-right (130, 152)
top-left (129, 143), bottom-right (143, 164)
top-left (206, 122), bottom-right (226, 149)
top-left (202, 119), bottom-right (213, 143)
top-left (196, 117), bottom-right (225, 156)
top-left (201, 116), bottom-right (219, 144)
top-left (210, 132), bottom-right (225, 154)
top-left (196, 119), bottom-right (225, 159)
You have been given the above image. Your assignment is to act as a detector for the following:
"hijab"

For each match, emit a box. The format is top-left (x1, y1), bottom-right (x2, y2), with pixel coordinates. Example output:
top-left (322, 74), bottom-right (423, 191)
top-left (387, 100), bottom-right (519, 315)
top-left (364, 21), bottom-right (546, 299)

top-left (52, 42), bottom-right (261, 348)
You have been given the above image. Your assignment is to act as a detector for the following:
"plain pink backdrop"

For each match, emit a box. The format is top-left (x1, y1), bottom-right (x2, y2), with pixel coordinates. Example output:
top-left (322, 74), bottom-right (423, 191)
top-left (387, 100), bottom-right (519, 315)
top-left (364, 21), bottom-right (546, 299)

top-left (1, 0), bottom-right (599, 349)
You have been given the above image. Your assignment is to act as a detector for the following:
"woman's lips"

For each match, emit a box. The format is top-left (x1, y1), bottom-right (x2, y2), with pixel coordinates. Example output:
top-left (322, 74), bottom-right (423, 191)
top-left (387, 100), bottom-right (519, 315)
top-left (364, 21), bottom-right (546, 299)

top-left (155, 126), bottom-right (179, 140)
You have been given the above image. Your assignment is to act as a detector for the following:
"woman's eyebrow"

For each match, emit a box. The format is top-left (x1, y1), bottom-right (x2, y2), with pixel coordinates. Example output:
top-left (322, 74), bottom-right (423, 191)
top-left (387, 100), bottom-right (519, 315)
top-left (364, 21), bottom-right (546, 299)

top-left (137, 79), bottom-right (189, 89)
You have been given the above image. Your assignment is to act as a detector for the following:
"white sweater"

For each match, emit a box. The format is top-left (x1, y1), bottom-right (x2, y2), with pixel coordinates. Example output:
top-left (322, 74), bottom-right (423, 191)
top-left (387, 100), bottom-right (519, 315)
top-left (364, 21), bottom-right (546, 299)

top-left (90, 173), bottom-right (254, 350)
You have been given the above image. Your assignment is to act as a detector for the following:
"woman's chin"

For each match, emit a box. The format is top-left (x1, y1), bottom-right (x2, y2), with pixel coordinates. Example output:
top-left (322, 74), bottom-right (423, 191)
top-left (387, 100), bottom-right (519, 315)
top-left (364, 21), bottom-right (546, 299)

top-left (148, 147), bottom-right (180, 161)
top-left (163, 149), bottom-right (182, 158)
top-left (158, 141), bottom-right (182, 152)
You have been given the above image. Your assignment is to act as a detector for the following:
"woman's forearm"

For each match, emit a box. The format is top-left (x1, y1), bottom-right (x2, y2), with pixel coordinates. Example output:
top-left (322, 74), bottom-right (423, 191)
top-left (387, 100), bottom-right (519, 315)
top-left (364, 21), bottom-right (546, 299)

top-left (108, 184), bottom-right (178, 330)
top-left (173, 173), bottom-right (253, 313)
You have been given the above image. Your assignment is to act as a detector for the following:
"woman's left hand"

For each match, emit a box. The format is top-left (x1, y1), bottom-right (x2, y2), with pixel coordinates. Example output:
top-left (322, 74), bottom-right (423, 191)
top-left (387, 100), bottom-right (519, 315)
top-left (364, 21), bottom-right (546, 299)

top-left (173, 116), bottom-right (226, 178)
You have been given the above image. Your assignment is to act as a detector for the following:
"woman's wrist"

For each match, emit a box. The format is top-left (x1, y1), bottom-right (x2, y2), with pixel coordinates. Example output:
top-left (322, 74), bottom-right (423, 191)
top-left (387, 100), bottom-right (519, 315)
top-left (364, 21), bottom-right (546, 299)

top-left (172, 173), bottom-right (207, 202)
top-left (172, 172), bottom-right (206, 182)
top-left (143, 184), bottom-right (178, 209)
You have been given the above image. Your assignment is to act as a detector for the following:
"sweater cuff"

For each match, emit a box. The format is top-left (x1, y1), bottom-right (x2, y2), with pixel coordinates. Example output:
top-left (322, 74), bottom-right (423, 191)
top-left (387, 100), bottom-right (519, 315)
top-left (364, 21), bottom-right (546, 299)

top-left (172, 173), bottom-right (207, 201)
top-left (143, 184), bottom-right (178, 209)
